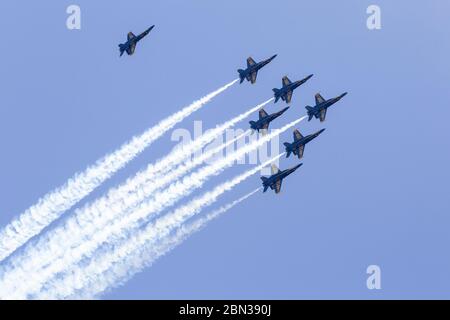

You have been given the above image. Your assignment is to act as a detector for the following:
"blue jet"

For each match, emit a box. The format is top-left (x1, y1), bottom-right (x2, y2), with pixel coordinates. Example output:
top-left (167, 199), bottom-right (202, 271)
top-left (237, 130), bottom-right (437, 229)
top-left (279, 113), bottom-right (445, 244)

top-left (305, 92), bottom-right (348, 122)
top-left (237, 55), bottom-right (277, 84)
top-left (261, 163), bottom-right (303, 194)
top-left (119, 25), bottom-right (155, 57)
top-left (272, 74), bottom-right (313, 104)
top-left (283, 128), bottom-right (325, 159)
top-left (249, 107), bottom-right (289, 133)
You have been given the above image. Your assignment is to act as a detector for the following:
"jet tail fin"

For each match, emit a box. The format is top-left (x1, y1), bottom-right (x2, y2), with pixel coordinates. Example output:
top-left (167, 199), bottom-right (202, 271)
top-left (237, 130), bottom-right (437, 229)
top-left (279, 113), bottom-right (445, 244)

top-left (260, 177), bottom-right (269, 192)
top-left (261, 177), bottom-right (269, 192)
top-left (118, 44), bottom-right (128, 57)
top-left (283, 142), bottom-right (291, 157)
top-left (272, 88), bottom-right (281, 102)
top-left (237, 69), bottom-right (245, 83)
top-left (305, 106), bottom-right (314, 121)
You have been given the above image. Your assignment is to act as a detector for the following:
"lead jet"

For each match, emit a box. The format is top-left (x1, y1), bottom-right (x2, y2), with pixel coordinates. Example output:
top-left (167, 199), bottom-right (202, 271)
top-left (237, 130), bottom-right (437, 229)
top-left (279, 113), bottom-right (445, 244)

top-left (237, 55), bottom-right (277, 84)
top-left (119, 25), bottom-right (155, 57)
top-left (261, 163), bottom-right (303, 194)
top-left (283, 128), bottom-right (325, 159)
top-left (249, 107), bottom-right (289, 133)
top-left (305, 92), bottom-right (348, 122)
top-left (272, 74), bottom-right (313, 104)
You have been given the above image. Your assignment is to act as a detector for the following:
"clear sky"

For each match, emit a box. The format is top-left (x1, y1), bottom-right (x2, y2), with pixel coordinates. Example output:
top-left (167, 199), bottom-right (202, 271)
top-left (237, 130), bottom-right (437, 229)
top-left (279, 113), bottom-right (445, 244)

top-left (1, 0), bottom-right (450, 299)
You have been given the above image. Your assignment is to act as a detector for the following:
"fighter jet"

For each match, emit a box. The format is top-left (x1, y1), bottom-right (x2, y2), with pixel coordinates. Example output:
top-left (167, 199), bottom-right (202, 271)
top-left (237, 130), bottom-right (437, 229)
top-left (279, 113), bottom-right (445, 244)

top-left (119, 25), bottom-right (155, 57)
top-left (237, 55), bottom-right (277, 84)
top-left (261, 163), bottom-right (303, 194)
top-left (272, 74), bottom-right (313, 104)
top-left (249, 107), bottom-right (289, 133)
top-left (283, 128), bottom-right (325, 159)
top-left (305, 92), bottom-right (348, 122)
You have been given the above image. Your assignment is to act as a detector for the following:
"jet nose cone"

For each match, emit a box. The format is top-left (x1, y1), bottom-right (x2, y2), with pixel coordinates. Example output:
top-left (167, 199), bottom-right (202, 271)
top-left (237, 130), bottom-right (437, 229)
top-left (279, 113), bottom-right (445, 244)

top-left (307, 74), bottom-right (314, 80)
top-left (294, 163), bottom-right (303, 170)
top-left (318, 128), bottom-right (326, 135)
top-left (271, 54), bottom-right (278, 60)
top-left (340, 92), bottom-right (348, 98)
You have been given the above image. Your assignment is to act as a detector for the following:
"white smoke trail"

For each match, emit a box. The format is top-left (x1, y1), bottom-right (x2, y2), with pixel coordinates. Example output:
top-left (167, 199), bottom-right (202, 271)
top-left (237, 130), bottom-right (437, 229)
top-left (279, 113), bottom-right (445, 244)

top-left (0, 117), bottom-right (304, 299)
top-left (0, 99), bottom-right (273, 291)
top-left (0, 100), bottom-right (270, 298)
top-left (60, 188), bottom-right (260, 300)
top-left (0, 79), bottom-right (238, 262)
top-left (90, 98), bottom-right (271, 196)
top-left (41, 163), bottom-right (270, 299)
top-left (28, 119), bottom-right (302, 298)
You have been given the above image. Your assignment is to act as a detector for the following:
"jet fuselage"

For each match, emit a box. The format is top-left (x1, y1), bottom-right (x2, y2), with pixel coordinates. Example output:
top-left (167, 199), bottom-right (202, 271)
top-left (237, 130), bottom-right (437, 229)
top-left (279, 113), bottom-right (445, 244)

top-left (306, 92), bottom-right (347, 121)
top-left (241, 55), bottom-right (276, 79)
top-left (249, 107), bottom-right (289, 132)
top-left (119, 25), bottom-right (154, 56)
top-left (262, 163), bottom-right (302, 192)
top-left (273, 74), bottom-right (313, 103)
top-left (285, 129), bottom-right (325, 155)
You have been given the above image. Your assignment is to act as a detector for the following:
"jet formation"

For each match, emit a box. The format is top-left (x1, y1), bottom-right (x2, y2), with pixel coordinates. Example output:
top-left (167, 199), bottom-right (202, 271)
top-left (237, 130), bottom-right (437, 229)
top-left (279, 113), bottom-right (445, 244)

top-left (235, 55), bottom-right (347, 194)
top-left (117, 33), bottom-right (347, 194)
top-left (119, 25), bottom-right (155, 57)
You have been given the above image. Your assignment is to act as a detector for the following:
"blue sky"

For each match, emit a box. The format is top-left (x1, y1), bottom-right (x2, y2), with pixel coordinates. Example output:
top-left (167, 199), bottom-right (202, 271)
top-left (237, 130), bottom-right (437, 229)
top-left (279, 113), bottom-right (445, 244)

top-left (1, 0), bottom-right (450, 299)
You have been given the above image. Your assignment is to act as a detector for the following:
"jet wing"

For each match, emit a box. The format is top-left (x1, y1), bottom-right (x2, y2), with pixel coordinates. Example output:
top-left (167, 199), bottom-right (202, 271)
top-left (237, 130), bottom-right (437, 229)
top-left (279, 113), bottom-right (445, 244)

top-left (282, 76), bottom-right (292, 86)
top-left (285, 90), bottom-right (293, 104)
top-left (315, 93), bottom-right (325, 105)
top-left (127, 43), bottom-right (136, 55)
top-left (293, 129), bottom-right (303, 141)
top-left (319, 108), bottom-right (327, 122)
top-left (296, 145), bottom-right (305, 159)
top-left (247, 57), bottom-right (256, 67)
top-left (275, 179), bottom-right (282, 194)
top-left (127, 32), bottom-right (136, 40)
top-left (250, 71), bottom-right (258, 84)
top-left (262, 122), bottom-right (269, 131)
top-left (271, 164), bottom-right (280, 174)
top-left (259, 109), bottom-right (269, 119)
